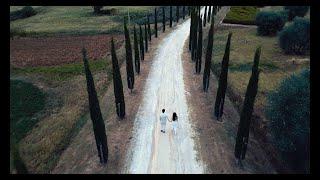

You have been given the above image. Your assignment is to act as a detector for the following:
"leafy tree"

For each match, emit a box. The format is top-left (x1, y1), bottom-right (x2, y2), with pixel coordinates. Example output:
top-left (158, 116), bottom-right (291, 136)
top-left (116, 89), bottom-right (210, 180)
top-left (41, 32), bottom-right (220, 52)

top-left (147, 15), bottom-right (151, 41)
top-left (139, 25), bottom-right (144, 60)
top-left (133, 26), bottom-right (140, 74)
top-left (155, 8), bottom-right (158, 38)
top-left (214, 33), bottom-right (232, 121)
top-left (144, 22), bottom-right (148, 52)
top-left (110, 38), bottom-right (126, 119)
top-left (256, 11), bottom-right (286, 36)
top-left (266, 68), bottom-right (310, 173)
top-left (82, 47), bottom-right (108, 164)
top-left (124, 18), bottom-right (135, 92)
top-left (170, 6), bottom-right (173, 27)
top-left (279, 17), bottom-right (310, 55)
top-left (284, 6), bottom-right (309, 21)
top-left (162, 7), bottom-right (166, 32)
top-left (195, 16), bottom-right (202, 74)
top-left (204, 6), bottom-right (207, 27)
top-left (234, 47), bottom-right (261, 165)
top-left (203, 22), bottom-right (214, 92)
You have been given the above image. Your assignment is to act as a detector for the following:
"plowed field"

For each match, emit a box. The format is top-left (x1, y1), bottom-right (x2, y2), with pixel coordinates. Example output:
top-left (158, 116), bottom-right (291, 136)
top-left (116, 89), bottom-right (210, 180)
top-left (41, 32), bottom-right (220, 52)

top-left (10, 35), bottom-right (124, 67)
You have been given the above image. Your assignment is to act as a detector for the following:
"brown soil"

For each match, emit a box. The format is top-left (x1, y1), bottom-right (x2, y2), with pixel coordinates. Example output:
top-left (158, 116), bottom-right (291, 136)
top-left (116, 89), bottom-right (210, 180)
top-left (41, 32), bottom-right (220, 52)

top-left (10, 35), bottom-right (124, 67)
top-left (51, 27), bottom-right (175, 174)
top-left (182, 43), bottom-right (276, 174)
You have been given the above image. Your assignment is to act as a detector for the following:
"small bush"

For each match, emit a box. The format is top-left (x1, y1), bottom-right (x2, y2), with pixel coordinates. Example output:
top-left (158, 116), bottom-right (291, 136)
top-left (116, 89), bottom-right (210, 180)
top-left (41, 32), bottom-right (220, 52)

top-left (266, 68), bottom-right (310, 173)
top-left (278, 17), bottom-right (310, 55)
top-left (256, 11), bottom-right (286, 36)
top-left (284, 6), bottom-right (309, 21)
top-left (10, 6), bottom-right (37, 21)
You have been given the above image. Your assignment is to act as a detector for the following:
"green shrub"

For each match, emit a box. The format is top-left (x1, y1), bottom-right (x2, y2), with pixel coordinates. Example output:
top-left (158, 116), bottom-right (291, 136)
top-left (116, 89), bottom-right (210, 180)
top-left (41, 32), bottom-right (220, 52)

top-left (278, 17), bottom-right (310, 55)
top-left (10, 6), bottom-right (37, 21)
top-left (284, 6), bottom-right (309, 21)
top-left (256, 11), bottom-right (286, 36)
top-left (223, 6), bottom-right (259, 25)
top-left (266, 68), bottom-right (310, 173)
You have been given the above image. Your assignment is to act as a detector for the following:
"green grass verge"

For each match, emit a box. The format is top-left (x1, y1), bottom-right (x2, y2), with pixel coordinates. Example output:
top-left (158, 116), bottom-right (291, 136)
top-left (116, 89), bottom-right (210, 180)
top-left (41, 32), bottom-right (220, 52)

top-left (223, 6), bottom-right (259, 25)
top-left (209, 25), bottom-right (309, 110)
top-left (11, 58), bottom-right (112, 82)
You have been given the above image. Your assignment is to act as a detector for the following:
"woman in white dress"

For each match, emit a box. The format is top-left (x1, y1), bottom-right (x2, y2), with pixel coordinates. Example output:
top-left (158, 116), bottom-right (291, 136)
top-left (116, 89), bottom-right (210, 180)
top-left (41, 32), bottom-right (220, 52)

top-left (172, 112), bottom-right (178, 135)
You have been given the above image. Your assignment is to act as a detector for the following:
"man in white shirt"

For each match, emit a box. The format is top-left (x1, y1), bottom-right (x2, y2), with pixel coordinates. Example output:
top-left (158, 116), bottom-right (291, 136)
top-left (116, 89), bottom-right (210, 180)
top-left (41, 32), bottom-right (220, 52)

top-left (160, 109), bottom-right (169, 133)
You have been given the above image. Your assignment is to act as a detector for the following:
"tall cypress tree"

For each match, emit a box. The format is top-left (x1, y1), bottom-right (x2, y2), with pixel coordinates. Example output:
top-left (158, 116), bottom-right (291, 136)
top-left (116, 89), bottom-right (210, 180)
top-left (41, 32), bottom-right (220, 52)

top-left (162, 7), bottom-right (165, 32)
top-left (82, 47), bottom-right (108, 164)
top-left (111, 38), bottom-right (126, 119)
top-left (144, 22), bottom-right (148, 52)
top-left (182, 6), bottom-right (186, 19)
top-left (234, 47), bottom-right (261, 165)
top-left (170, 6), bottom-right (173, 27)
top-left (195, 16), bottom-right (202, 74)
top-left (189, 7), bottom-right (194, 51)
top-left (204, 6), bottom-right (207, 27)
top-left (154, 8), bottom-right (158, 38)
top-left (133, 26), bottom-right (140, 74)
top-left (203, 22), bottom-right (214, 92)
top-left (192, 8), bottom-right (198, 62)
top-left (139, 25), bottom-right (144, 61)
top-left (214, 33), bottom-right (232, 121)
top-left (147, 15), bottom-right (151, 41)
top-left (124, 18), bottom-right (135, 92)
top-left (208, 6), bottom-right (212, 23)
top-left (176, 6), bottom-right (179, 23)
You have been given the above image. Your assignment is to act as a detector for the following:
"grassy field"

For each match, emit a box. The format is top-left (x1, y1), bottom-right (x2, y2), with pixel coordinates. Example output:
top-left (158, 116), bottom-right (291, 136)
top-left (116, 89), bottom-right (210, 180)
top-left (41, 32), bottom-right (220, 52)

top-left (223, 6), bottom-right (259, 25)
top-left (211, 25), bottom-right (310, 111)
top-left (10, 6), bottom-right (156, 36)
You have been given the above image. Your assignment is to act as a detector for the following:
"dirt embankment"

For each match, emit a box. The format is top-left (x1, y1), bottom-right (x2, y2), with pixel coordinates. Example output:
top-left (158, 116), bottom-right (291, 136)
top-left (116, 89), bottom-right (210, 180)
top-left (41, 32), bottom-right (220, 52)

top-left (10, 35), bottom-right (124, 67)
top-left (52, 26), bottom-right (177, 174)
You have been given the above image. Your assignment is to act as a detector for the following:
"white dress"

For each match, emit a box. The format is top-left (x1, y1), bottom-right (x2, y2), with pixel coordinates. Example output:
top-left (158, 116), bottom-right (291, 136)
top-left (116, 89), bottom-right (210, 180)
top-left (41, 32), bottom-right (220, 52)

top-left (172, 120), bottom-right (178, 134)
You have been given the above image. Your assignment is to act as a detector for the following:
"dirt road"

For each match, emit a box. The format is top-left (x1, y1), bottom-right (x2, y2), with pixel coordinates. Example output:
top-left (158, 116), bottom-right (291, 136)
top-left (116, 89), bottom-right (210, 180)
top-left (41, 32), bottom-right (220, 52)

top-left (123, 9), bottom-right (208, 174)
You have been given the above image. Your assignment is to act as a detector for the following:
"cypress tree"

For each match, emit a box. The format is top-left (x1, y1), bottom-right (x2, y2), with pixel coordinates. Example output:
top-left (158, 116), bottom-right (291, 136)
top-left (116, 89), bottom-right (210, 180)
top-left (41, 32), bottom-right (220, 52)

top-left (204, 6), bottom-right (207, 27)
top-left (192, 8), bottom-right (198, 62)
top-left (195, 16), bottom-right (202, 74)
top-left (189, 7), bottom-right (194, 51)
top-left (214, 33), bottom-right (232, 121)
top-left (110, 38), bottom-right (126, 119)
top-left (170, 6), bottom-right (173, 27)
top-left (182, 6), bottom-right (185, 19)
top-left (188, 6), bottom-right (191, 16)
top-left (82, 47), bottom-right (108, 164)
top-left (208, 6), bottom-right (212, 23)
top-left (176, 6), bottom-right (179, 23)
top-left (147, 15), bottom-right (151, 41)
top-left (124, 18), bottom-right (135, 92)
top-left (162, 7), bottom-right (165, 32)
top-left (144, 22), bottom-right (148, 52)
top-left (155, 8), bottom-right (158, 38)
top-left (203, 22), bottom-right (214, 92)
top-left (139, 25), bottom-right (144, 61)
top-left (133, 26), bottom-right (140, 74)
top-left (234, 47), bottom-right (261, 166)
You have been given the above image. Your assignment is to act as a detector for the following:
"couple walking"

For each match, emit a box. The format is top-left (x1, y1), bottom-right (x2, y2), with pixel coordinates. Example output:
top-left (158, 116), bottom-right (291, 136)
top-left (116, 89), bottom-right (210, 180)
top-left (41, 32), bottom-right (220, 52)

top-left (159, 109), bottom-right (178, 135)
